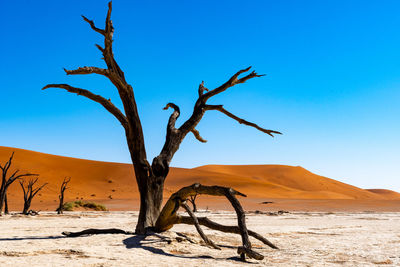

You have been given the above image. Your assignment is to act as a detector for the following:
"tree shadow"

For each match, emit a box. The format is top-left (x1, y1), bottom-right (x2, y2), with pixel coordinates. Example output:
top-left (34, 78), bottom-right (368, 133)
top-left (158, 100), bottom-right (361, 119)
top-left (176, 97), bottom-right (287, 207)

top-left (122, 233), bottom-right (258, 264)
top-left (0, 236), bottom-right (65, 241)
top-left (123, 234), bottom-right (213, 260)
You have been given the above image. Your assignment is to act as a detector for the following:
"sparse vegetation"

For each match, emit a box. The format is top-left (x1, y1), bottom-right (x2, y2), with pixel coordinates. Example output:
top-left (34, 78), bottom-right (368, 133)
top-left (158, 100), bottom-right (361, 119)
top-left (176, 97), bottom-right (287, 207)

top-left (62, 201), bottom-right (107, 211)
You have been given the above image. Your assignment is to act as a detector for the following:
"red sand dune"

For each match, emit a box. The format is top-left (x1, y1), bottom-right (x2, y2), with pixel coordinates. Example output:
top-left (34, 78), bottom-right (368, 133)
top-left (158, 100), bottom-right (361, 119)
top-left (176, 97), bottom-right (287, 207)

top-left (1, 146), bottom-right (399, 212)
top-left (366, 189), bottom-right (400, 200)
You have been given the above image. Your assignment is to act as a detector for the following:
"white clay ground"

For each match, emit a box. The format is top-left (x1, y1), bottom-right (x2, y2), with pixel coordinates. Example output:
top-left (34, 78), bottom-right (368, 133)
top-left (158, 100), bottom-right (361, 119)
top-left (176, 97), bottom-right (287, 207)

top-left (0, 211), bottom-right (399, 266)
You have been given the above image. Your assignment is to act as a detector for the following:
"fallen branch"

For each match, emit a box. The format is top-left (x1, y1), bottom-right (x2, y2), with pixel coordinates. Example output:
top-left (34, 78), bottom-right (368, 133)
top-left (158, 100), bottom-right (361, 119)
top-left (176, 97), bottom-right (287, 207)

top-left (60, 183), bottom-right (277, 262)
top-left (62, 228), bottom-right (134, 237)
top-left (155, 183), bottom-right (277, 261)
top-left (181, 201), bottom-right (220, 249)
top-left (178, 216), bottom-right (278, 249)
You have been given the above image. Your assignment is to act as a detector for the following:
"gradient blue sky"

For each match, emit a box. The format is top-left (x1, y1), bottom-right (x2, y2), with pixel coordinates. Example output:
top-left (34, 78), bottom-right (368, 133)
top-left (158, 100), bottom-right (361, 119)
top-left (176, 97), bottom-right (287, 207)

top-left (1, 0), bottom-right (399, 191)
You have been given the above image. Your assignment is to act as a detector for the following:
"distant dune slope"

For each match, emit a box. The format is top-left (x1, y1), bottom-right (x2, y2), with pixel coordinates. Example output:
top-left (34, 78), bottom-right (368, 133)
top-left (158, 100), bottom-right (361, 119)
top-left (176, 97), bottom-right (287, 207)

top-left (1, 146), bottom-right (399, 212)
top-left (366, 189), bottom-right (400, 200)
top-left (193, 165), bottom-right (388, 199)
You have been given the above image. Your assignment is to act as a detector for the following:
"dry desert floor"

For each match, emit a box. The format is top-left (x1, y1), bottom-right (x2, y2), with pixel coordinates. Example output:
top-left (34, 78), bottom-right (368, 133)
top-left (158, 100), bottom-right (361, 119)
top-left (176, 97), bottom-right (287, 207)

top-left (1, 211), bottom-right (399, 266)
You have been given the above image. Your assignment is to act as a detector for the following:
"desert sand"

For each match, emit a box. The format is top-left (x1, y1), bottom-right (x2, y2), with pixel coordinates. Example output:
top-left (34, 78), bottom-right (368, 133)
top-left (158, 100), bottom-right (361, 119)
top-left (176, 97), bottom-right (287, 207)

top-left (0, 211), bottom-right (399, 266)
top-left (1, 146), bottom-right (400, 213)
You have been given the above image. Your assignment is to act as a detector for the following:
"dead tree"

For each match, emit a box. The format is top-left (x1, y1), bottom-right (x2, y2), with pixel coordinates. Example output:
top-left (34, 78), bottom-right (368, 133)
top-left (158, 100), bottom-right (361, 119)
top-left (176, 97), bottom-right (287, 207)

top-left (56, 177), bottom-right (71, 214)
top-left (188, 193), bottom-right (198, 212)
top-left (19, 178), bottom-right (47, 215)
top-left (44, 1), bottom-right (281, 236)
top-left (44, 3), bottom-right (281, 259)
top-left (0, 152), bottom-right (36, 215)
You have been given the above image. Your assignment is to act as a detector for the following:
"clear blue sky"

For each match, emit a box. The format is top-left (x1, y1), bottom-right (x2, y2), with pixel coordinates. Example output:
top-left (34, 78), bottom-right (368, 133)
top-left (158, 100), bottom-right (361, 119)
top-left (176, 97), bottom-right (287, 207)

top-left (1, 0), bottom-right (399, 191)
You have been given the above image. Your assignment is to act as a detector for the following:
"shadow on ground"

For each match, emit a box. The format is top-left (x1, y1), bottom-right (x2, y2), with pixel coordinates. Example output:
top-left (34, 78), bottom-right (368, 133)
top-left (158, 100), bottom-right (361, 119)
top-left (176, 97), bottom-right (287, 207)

top-left (122, 233), bottom-right (256, 263)
top-left (123, 234), bottom-right (214, 260)
top-left (0, 236), bottom-right (65, 241)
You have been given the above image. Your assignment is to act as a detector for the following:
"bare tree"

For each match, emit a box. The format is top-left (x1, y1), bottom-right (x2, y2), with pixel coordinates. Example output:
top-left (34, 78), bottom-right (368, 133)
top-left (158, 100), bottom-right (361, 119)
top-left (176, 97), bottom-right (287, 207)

top-left (56, 177), bottom-right (71, 214)
top-left (0, 152), bottom-right (36, 215)
top-left (43, 2), bottom-right (281, 260)
top-left (188, 194), bottom-right (198, 212)
top-left (43, 2), bottom-right (280, 259)
top-left (19, 178), bottom-right (47, 215)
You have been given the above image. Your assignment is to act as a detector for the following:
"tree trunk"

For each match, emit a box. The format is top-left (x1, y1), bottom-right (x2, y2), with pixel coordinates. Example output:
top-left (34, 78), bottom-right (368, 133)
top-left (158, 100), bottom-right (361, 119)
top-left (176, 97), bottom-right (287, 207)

top-left (135, 171), bottom-right (165, 234)
top-left (0, 191), bottom-right (5, 216)
top-left (4, 193), bottom-right (9, 214)
top-left (57, 195), bottom-right (64, 214)
top-left (22, 201), bottom-right (30, 215)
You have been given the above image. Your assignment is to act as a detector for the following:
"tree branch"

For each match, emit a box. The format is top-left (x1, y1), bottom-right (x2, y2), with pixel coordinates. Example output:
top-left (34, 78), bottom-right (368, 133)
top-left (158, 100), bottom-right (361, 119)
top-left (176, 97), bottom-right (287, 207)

top-left (206, 105), bottom-right (282, 137)
top-left (60, 177), bottom-right (71, 193)
top-left (82, 15), bottom-right (105, 36)
top-left (198, 81), bottom-right (209, 96)
top-left (62, 228), bottom-right (134, 237)
top-left (44, 0), bottom-right (148, 171)
top-left (8, 173), bottom-right (37, 186)
top-left (178, 216), bottom-right (278, 249)
top-left (32, 183), bottom-right (48, 198)
top-left (191, 129), bottom-right (207, 143)
top-left (201, 67), bottom-right (264, 101)
top-left (0, 152), bottom-right (14, 174)
top-left (155, 183), bottom-right (271, 261)
top-left (105, 1), bottom-right (113, 34)
top-left (155, 66), bottom-right (278, 166)
top-left (42, 84), bottom-right (128, 128)
top-left (181, 201), bottom-right (220, 249)
top-left (163, 103), bottom-right (180, 131)
top-left (64, 66), bottom-right (109, 77)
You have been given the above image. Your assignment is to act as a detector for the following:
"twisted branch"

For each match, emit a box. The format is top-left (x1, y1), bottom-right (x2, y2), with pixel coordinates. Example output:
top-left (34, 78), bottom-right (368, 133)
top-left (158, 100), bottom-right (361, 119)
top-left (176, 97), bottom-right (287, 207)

top-left (155, 183), bottom-right (276, 261)
top-left (163, 103), bottom-right (180, 131)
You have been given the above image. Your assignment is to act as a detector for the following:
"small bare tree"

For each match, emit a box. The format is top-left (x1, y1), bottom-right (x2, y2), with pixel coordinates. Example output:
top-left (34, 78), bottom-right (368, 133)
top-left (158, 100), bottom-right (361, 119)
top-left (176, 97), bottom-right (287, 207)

top-left (57, 177), bottom-right (71, 214)
top-left (19, 178), bottom-right (47, 215)
top-left (188, 194), bottom-right (198, 212)
top-left (0, 152), bottom-right (36, 215)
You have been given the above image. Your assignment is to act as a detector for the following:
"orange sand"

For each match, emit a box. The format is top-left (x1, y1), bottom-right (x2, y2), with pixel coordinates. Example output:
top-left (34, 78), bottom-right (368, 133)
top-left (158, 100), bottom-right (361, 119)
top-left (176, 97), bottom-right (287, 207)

top-left (1, 146), bottom-right (399, 212)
